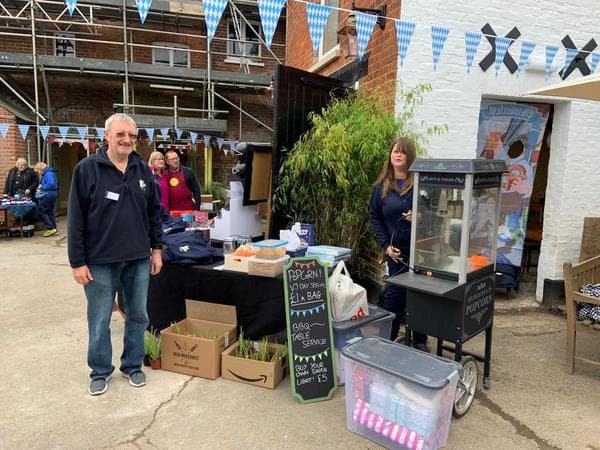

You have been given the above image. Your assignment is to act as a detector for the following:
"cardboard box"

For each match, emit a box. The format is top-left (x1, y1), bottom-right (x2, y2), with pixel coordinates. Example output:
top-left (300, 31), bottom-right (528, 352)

top-left (161, 300), bottom-right (237, 379)
top-left (224, 253), bottom-right (251, 272)
top-left (221, 341), bottom-right (288, 389)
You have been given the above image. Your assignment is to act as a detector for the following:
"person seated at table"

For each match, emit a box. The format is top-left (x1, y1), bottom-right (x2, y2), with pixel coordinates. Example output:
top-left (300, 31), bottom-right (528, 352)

top-left (4, 157), bottom-right (38, 199)
top-left (33, 162), bottom-right (58, 237)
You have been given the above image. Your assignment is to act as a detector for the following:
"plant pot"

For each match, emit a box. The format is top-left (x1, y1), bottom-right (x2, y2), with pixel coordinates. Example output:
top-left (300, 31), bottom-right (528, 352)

top-left (150, 358), bottom-right (161, 370)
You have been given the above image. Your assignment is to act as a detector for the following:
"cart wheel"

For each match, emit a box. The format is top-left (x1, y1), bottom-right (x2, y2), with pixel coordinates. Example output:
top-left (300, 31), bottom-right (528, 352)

top-left (453, 356), bottom-right (478, 418)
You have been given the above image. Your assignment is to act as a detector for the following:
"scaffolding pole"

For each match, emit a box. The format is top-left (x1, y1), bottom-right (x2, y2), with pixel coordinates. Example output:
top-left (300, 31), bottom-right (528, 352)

top-left (30, 0), bottom-right (43, 162)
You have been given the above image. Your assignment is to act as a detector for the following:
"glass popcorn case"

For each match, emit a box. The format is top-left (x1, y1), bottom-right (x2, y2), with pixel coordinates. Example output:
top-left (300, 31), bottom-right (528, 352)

top-left (409, 159), bottom-right (507, 284)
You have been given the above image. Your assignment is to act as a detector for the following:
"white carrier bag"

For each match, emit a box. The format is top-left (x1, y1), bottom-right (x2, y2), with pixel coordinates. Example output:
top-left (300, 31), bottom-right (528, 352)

top-left (328, 261), bottom-right (369, 321)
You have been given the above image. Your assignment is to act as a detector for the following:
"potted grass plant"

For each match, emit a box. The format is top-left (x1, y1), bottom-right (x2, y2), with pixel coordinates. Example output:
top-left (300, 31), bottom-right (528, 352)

top-left (145, 329), bottom-right (162, 370)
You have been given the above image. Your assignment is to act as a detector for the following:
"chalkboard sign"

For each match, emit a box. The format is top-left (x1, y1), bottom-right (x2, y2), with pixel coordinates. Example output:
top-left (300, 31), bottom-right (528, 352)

top-left (463, 273), bottom-right (495, 340)
top-left (283, 257), bottom-right (336, 403)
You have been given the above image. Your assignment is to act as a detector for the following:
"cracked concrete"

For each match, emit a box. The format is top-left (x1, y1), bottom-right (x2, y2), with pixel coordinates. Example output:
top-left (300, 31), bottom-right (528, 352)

top-left (1, 216), bottom-right (599, 449)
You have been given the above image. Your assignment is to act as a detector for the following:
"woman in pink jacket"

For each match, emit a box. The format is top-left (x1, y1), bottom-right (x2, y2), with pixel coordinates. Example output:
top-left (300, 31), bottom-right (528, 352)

top-left (148, 151), bottom-right (169, 213)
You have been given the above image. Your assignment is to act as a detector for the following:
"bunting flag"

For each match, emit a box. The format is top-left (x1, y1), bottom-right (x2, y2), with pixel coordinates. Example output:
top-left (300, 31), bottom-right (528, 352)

top-left (160, 128), bottom-right (170, 140)
top-left (229, 140), bottom-right (238, 150)
top-left (203, 135), bottom-right (211, 147)
top-left (464, 31), bottom-right (481, 74)
top-left (257, 0), bottom-right (286, 50)
top-left (290, 303), bottom-right (325, 317)
top-left (58, 126), bottom-right (70, 140)
top-left (216, 137), bottom-right (224, 149)
top-left (189, 131), bottom-right (198, 144)
top-left (305, 3), bottom-right (331, 52)
top-left (202, 0), bottom-right (228, 44)
top-left (38, 125), bottom-right (50, 140)
top-left (516, 41), bottom-right (536, 77)
top-left (494, 36), bottom-right (512, 76)
top-left (395, 19), bottom-right (416, 67)
top-left (96, 127), bottom-right (105, 141)
top-left (293, 348), bottom-right (328, 362)
top-left (18, 125), bottom-right (30, 140)
top-left (431, 25), bottom-right (450, 71)
top-left (145, 128), bottom-right (155, 141)
top-left (355, 12), bottom-right (378, 59)
top-left (591, 52), bottom-right (600, 74)
top-left (136, 0), bottom-right (152, 24)
top-left (545, 45), bottom-right (559, 80)
top-left (562, 47), bottom-right (578, 75)
top-left (176, 128), bottom-right (184, 140)
top-left (64, 0), bottom-right (77, 16)
top-left (76, 126), bottom-right (87, 140)
top-left (0, 124), bottom-right (9, 139)
top-left (222, 148), bottom-right (229, 156)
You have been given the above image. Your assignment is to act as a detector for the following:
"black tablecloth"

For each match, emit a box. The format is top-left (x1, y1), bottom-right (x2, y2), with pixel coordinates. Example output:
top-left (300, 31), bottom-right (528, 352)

top-left (147, 262), bottom-right (286, 339)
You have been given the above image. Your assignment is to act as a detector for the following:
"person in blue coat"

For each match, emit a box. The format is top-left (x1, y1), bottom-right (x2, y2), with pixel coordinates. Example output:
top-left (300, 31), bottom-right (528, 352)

top-left (369, 137), bottom-right (428, 351)
top-left (33, 162), bottom-right (58, 236)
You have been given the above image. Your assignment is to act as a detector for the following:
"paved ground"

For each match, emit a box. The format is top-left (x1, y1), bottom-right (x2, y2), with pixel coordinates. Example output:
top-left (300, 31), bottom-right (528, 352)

top-left (1, 217), bottom-right (599, 449)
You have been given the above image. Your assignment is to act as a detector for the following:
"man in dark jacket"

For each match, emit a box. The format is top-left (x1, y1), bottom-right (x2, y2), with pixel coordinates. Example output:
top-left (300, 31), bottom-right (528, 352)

top-left (4, 157), bottom-right (38, 198)
top-left (164, 149), bottom-right (201, 211)
top-left (68, 113), bottom-right (163, 396)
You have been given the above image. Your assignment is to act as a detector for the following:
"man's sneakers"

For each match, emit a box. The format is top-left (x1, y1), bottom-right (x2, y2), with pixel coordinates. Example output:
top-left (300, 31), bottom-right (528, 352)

top-left (43, 228), bottom-right (58, 237)
top-left (122, 370), bottom-right (147, 387)
top-left (88, 371), bottom-right (146, 395)
top-left (88, 374), bottom-right (112, 396)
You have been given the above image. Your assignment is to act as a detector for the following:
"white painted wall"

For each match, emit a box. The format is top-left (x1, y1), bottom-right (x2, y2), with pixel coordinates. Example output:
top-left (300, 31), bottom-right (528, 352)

top-left (396, 0), bottom-right (600, 300)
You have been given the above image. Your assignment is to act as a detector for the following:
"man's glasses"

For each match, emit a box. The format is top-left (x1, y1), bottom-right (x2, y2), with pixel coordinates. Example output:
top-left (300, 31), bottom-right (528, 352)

top-left (114, 132), bottom-right (138, 140)
top-left (167, 156), bottom-right (180, 161)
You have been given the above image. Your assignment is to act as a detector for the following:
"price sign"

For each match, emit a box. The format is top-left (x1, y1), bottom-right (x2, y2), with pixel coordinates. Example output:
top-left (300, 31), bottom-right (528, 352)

top-left (283, 257), bottom-right (336, 403)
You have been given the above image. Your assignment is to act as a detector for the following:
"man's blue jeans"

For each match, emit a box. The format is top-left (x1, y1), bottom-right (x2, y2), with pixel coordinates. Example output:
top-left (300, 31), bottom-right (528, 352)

top-left (84, 257), bottom-right (150, 379)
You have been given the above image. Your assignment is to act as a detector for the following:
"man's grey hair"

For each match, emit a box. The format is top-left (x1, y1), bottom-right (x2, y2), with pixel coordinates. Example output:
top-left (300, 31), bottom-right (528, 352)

top-left (105, 113), bottom-right (137, 132)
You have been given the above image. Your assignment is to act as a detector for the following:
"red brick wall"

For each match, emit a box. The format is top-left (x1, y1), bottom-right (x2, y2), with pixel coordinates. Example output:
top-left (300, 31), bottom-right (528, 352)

top-left (0, 107), bottom-right (37, 182)
top-left (287, 0), bottom-right (400, 110)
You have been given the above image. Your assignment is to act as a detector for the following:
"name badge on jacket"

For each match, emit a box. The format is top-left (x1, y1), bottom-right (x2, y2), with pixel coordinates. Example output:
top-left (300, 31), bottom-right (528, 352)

top-left (105, 191), bottom-right (120, 201)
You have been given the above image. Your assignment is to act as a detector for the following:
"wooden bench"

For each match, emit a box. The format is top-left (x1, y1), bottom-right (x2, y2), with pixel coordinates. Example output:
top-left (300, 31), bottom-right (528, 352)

top-left (563, 254), bottom-right (600, 374)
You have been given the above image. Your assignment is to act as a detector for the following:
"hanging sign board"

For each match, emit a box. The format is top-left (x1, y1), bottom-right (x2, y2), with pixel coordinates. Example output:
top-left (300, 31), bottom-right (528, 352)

top-left (283, 257), bottom-right (336, 403)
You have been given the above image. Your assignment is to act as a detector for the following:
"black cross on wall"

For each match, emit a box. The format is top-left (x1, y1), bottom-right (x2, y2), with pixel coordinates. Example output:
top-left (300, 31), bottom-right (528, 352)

top-left (479, 23), bottom-right (520, 74)
top-left (559, 35), bottom-right (597, 79)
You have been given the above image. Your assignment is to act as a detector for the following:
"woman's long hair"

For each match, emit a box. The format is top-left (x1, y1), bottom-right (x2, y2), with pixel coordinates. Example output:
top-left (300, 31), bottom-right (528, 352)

top-left (373, 137), bottom-right (417, 198)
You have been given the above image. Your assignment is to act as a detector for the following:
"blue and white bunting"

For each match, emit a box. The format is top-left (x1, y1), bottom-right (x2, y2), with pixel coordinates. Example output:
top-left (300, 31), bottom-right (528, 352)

top-left (176, 128), bottom-right (184, 140)
top-left (562, 47), bottom-right (578, 75)
top-left (431, 25), bottom-right (450, 71)
top-left (290, 303), bottom-right (325, 317)
top-left (464, 31), bottom-right (481, 74)
top-left (202, 0), bottom-right (228, 44)
top-left (229, 140), bottom-right (238, 150)
top-left (257, 0), bottom-right (286, 50)
top-left (38, 125), bottom-right (50, 140)
top-left (160, 128), bottom-right (170, 140)
top-left (494, 36), bottom-right (512, 76)
top-left (136, 0), bottom-right (152, 24)
top-left (545, 45), bottom-right (559, 80)
top-left (145, 128), bottom-right (155, 141)
top-left (216, 137), bottom-right (224, 149)
top-left (305, 3), bottom-right (331, 52)
top-left (96, 127), bottom-right (105, 141)
top-left (58, 126), bottom-right (70, 140)
top-left (18, 125), bottom-right (30, 140)
top-left (76, 126), bottom-right (87, 140)
top-left (355, 12), bottom-right (378, 59)
top-left (0, 124), bottom-right (9, 139)
top-left (591, 52), bottom-right (600, 74)
top-left (189, 131), bottom-right (197, 144)
top-left (203, 135), bottom-right (211, 147)
top-left (395, 19), bottom-right (416, 67)
top-left (516, 41), bottom-right (536, 77)
top-left (64, 0), bottom-right (77, 16)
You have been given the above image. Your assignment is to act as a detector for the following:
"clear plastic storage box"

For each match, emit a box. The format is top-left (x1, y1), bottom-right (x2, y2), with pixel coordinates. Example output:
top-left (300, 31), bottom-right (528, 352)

top-left (332, 304), bottom-right (394, 385)
top-left (342, 337), bottom-right (460, 450)
top-left (251, 239), bottom-right (288, 260)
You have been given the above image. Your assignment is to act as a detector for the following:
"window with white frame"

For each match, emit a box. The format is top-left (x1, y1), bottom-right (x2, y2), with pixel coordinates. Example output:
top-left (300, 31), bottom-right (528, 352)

top-left (318, 0), bottom-right (339, 58)
top-left (226, 19), bottom-right (261, 62)
top-left (152, 43), bottom-right (190, 68)
top-left (54, 32), bottom-right (75, 57)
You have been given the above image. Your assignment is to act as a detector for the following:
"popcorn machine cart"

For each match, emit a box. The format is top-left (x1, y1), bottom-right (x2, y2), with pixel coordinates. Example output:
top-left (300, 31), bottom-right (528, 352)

top-left (386, 158), bottom-right (507, 417)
